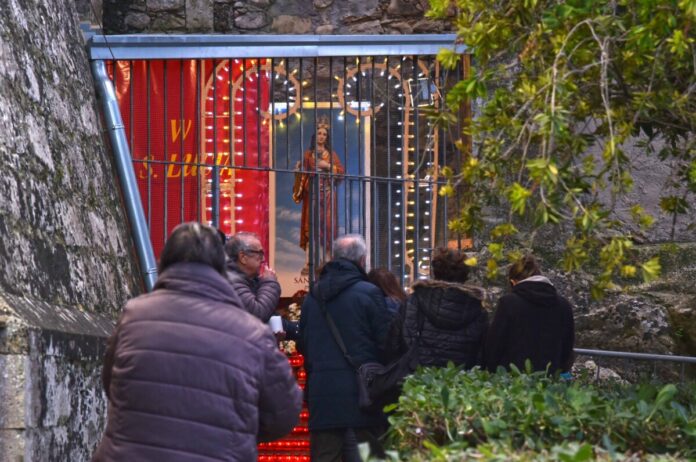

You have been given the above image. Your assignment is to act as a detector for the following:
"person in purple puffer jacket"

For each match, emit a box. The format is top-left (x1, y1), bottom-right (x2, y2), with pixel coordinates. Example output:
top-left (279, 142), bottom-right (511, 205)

top-left (93, 222), bottom-right (302, 462)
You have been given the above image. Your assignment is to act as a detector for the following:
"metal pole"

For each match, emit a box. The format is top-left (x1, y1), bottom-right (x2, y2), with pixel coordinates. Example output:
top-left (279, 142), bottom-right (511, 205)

top-left (91, 60), bottom-right (158, 292)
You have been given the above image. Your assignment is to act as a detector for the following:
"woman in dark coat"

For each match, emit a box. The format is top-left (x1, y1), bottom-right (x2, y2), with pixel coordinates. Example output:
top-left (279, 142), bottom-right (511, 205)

top-left (93, 222), bottom-right (302, 462)
top-left (389, 248), bottom-right (488, 369)
top-left (368, 267), bottom-right (407, 315)
top-left (484, 255), bottom-right (575, 374)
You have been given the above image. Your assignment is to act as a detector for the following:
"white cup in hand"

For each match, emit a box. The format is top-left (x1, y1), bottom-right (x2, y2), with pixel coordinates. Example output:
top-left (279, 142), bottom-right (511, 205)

top-left (269, 316), bottom-right (283, 333)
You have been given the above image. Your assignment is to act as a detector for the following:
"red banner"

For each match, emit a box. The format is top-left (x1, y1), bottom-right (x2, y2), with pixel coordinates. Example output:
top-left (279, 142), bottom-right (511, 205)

top-left (109, 59), bottom-right (270, 258)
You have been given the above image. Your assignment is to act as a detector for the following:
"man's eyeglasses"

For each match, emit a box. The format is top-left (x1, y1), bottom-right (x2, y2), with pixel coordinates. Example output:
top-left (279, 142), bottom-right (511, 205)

top-left (244, 249), bottom-right (265, 258)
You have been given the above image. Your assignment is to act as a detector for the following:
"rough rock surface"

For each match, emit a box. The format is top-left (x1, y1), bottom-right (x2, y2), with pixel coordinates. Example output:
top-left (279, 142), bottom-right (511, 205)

top-left (102, 0), bottom-right (454, 34)
top-left (0, 0), bottom-right (140, 459)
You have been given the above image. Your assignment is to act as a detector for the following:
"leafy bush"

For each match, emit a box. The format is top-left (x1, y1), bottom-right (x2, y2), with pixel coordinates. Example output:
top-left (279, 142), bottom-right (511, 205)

top-left (383, 365), bottom-right (696, 460)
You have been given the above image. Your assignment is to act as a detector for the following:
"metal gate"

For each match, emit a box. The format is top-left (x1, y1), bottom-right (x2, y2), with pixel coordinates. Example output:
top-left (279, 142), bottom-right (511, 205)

top-left (90, 35), bottom-right (470, 294)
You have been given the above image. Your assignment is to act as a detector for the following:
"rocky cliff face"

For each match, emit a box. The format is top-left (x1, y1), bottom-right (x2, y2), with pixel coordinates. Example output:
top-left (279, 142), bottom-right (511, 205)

top-left (100, 0), bottom-right (452, 35)
top-left (0, 1), bottom-right (140, 313)
top-left (0, 0), bottom-right (140, 459)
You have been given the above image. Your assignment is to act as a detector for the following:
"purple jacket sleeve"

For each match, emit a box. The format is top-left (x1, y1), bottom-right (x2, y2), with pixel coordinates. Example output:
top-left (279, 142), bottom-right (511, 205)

top-left (256, 330), bottom-right (303, 442)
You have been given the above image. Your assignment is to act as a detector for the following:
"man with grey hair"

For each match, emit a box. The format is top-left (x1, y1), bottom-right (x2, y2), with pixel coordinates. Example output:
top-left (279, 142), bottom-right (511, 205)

top-left (299, 234), bottom-right (393, 461)
top-left (225, 232), bottom-right (281, 322)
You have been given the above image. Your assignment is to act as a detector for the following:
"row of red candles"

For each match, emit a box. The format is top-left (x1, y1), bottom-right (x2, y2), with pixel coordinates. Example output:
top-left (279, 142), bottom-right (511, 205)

top-left (258, 353), bottom-right (311, 461)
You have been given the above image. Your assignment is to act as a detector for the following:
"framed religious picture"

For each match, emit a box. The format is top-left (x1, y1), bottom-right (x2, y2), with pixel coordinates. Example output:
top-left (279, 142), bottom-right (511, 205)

top-left (269, 103), bottom-right (372, 296)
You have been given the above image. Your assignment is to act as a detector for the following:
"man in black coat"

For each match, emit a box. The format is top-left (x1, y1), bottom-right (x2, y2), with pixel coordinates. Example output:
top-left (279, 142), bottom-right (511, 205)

top-left (299, 234), bottom-right (393, 461)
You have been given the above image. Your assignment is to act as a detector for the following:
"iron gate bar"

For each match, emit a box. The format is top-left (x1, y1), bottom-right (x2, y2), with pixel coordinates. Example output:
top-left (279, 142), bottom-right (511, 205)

top-left (89, 34), bottom-right (466, 60)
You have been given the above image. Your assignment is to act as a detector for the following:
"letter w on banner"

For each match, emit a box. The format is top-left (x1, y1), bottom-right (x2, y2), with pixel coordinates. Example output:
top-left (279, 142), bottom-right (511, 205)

top-left (108, 60), bottom-right (270, 258)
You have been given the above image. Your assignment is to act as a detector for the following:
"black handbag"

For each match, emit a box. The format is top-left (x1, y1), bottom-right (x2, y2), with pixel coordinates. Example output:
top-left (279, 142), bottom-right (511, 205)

top-left (357, 309), bottom-right (424, 409)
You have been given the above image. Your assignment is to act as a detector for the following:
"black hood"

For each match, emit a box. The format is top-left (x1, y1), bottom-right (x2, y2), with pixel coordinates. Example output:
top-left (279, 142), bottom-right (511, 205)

top-left (313, 258), bottom-right (368, 302)
top-left (512, 277), bottom-right (558, 307)
top-left (411, 279), bottom-right (485, 330)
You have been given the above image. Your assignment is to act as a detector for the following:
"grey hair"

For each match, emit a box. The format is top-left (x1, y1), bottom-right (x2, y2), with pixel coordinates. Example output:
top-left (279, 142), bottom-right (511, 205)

top-left (224, 231), bottom-right (261, 261)
top-left (333, 234), bottom-right (367, 264)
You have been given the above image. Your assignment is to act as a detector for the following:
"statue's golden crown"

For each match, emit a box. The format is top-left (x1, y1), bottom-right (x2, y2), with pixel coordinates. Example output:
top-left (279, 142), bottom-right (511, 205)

top-left (317, 115), bottom-right (330, 130)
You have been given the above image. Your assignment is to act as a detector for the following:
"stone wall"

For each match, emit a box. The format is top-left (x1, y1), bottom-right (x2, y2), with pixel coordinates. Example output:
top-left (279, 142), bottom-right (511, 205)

top-left (0, 0), bottom-right (141, 459)
top-left (101, 0), bottom-right (451, 35)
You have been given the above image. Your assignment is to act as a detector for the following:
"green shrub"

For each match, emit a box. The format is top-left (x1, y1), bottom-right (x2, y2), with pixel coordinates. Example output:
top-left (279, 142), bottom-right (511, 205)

top-left (383, 365), bottom-right (696, 460)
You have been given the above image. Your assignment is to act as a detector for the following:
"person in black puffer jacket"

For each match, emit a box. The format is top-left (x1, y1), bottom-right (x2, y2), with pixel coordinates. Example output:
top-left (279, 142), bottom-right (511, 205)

top-left (484, 254), bottom-right (575, 374)
top-left (387, 248), bottom-right (488, 369)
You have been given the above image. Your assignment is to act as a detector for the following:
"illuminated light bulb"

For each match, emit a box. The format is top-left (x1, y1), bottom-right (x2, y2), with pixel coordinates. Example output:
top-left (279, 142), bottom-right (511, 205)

top-left (236, 219), bottom-right (244, 224)
top-left (394, 214), bottom-right (400, 218)
top-left (395, 254), bottom-right (400, 258)
top-left (394, 226), bottom-right (400, 231)
top-left (396, 161), bottom-right (402, 165)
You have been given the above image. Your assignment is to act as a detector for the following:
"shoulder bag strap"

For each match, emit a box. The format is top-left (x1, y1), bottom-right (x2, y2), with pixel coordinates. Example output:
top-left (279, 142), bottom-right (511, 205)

top-left (316, 294), bottom-right (360, 370)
